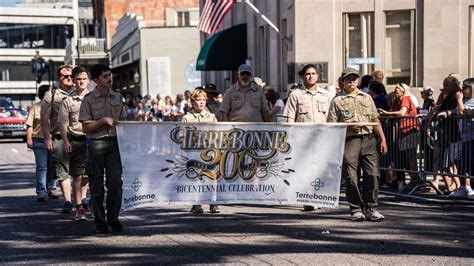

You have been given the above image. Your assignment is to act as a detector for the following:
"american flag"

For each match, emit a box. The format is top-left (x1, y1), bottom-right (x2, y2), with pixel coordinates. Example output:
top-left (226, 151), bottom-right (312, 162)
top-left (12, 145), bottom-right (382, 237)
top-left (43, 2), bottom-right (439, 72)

top-left (197, 0), bottom-right (236, 35)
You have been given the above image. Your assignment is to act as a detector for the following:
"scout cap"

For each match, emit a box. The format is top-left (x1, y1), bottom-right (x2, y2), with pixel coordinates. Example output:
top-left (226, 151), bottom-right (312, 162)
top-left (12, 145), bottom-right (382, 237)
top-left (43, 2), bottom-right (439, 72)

top-left (238, 64), bottom-right (252, 75)
top-left (203, 83), bottom-right (221, 94)
top-left (341, 67), bottom-right (360, 79)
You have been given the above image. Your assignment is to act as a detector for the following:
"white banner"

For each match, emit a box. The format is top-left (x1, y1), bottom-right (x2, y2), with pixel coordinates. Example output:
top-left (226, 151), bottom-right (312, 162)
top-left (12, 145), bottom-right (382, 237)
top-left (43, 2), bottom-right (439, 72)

top-left (117, 122), bottom-right (347, 211)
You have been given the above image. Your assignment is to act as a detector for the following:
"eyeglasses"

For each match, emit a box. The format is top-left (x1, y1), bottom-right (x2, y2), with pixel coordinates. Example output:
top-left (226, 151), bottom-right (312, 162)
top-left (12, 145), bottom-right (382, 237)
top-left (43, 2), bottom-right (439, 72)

top-left (61, 75), bottom-right (72, 79)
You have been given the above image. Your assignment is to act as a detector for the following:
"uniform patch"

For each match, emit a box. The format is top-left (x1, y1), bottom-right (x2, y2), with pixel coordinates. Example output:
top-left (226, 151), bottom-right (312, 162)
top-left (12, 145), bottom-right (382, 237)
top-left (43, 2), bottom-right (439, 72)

top-left (342, 109), bottom-right (353, 119)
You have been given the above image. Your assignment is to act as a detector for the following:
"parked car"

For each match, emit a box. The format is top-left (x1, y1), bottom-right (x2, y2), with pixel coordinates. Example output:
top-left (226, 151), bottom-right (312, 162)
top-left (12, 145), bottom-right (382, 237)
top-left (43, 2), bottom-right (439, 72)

top-left (0, 97), bottom-right (27, 141)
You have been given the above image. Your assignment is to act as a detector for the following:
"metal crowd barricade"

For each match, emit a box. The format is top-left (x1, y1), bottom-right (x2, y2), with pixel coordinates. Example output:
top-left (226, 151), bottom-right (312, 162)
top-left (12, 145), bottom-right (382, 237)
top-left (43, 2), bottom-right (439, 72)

top-left (379, 114), bottom-right (474, 195)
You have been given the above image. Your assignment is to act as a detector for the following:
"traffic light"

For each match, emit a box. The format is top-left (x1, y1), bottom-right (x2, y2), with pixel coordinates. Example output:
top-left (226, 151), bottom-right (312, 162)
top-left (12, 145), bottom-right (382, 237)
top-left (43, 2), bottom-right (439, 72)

top-left (32, 56), bottom-right (45, 84)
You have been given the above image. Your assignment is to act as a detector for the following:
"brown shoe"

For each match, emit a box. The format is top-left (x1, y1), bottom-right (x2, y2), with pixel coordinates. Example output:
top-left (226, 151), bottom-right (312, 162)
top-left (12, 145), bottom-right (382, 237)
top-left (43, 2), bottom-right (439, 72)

top-left (48, 190), bottom-right (61, 199)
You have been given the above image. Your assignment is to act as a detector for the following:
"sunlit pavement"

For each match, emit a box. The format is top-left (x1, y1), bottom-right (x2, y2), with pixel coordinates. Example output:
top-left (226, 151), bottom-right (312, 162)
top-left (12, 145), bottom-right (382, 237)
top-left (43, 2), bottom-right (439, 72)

top-left (0, 140), bottom-right (473, 264)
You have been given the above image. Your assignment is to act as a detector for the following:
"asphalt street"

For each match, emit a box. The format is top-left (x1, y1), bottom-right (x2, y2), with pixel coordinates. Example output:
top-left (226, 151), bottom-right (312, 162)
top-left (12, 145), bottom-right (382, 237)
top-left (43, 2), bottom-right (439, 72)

top-left (0, 140), bottom-right (473, 264)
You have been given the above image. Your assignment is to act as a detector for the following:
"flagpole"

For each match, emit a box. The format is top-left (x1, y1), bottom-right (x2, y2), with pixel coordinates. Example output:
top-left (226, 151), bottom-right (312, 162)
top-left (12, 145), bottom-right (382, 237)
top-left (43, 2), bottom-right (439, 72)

top-left (241, 0), bottom-right (291, 43)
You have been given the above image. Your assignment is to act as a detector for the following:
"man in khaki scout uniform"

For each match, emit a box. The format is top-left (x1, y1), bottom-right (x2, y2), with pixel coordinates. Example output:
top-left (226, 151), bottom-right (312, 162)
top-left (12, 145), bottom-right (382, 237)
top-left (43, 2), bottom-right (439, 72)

top-left (327, 67), bottom-right (388, 222)
top-left (283, 64), bottom-right (332, 211)
top-left (203, 83), bottom-right (223, 121)
top-left (58, 66), bottom-right (90, 221)
top-left (79, 64), bottom-right (127, 234)
top-left (182, 89), bottom-right (221, 214)
top-left (26, 84), bottom-right (59, 202)
top-left (40, 65), bottom-right (74, 213)
top-left (220, 64), bottom-right (271, 122)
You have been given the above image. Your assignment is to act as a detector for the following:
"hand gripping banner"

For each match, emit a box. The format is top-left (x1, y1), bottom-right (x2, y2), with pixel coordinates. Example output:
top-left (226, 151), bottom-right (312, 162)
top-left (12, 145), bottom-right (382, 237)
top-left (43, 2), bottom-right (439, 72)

top-left (117, 122), bottom-right (347, 211)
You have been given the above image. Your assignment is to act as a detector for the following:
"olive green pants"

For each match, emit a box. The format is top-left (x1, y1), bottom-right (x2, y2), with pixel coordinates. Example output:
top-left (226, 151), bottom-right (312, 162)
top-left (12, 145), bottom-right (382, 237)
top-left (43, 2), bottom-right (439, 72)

top-left (342, 134), bottom-right (380, 213)
top-left (87, 138), bottom-right (123, 227)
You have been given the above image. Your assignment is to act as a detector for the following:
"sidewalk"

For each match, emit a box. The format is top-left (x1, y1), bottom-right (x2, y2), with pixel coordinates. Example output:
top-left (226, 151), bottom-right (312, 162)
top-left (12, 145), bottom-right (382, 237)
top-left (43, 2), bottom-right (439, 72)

top-left (0, 141), bottom-right (473, 264)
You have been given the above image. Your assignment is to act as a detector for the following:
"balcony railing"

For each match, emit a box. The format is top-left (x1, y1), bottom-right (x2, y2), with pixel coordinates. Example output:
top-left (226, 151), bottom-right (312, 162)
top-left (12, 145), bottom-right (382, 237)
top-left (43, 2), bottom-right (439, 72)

top-left (78, 38), bottom-right (106, 54)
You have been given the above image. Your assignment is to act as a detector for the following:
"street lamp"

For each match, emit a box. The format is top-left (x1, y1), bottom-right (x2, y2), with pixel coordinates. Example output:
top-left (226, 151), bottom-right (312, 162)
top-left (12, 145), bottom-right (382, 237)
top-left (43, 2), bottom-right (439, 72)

top-left (134, 70), bottom-right (140, 96)
top-left (65, 17), bottom-right (80, 66)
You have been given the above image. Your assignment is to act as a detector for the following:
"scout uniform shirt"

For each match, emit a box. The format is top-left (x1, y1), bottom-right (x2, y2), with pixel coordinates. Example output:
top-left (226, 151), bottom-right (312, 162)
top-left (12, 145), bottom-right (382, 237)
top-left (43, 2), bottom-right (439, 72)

top-left (40, 87), bottom-right (71, 135)
top-left (58, 88), bottom-right (89, 137)
top-left (25, 102), bottom-right (44, 139)
top-left (219, 83), bottom-right (269, 122)
top-left (181, 109), bottom-right (217, 123)
top-left (326, 89), bottom-right (379, 136)
top-left (206, 101), bottom-right (222, 121)
top-left (283, 86), bottom-right (331, 123)
top-left (78, 88), bottom-right (127, 139)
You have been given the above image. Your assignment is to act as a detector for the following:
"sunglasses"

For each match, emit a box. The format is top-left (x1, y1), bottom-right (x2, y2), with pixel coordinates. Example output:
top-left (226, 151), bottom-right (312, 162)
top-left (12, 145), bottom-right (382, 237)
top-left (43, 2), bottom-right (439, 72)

top-left (61, 74), bottom-right (72, 79)
top-left (240, 71), bottom-right (251, 76)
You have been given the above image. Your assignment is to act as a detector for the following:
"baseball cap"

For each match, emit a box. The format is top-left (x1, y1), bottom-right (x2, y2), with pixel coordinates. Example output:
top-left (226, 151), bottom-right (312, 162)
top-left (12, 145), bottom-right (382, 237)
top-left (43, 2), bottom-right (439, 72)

top-left (238, 64), bottom-right (252, 75)
top-left (463, 78), bottom-right (474, 88)
top-left (341, 67), bottom-right (360, 79)
top-left (419, 86), bottom-right (434, 93)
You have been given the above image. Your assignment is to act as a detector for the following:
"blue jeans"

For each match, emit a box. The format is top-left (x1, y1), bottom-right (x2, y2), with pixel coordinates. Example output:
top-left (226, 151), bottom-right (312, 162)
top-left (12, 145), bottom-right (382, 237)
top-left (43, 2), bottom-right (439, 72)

top-left (33, 138), bottom-right (57, 196)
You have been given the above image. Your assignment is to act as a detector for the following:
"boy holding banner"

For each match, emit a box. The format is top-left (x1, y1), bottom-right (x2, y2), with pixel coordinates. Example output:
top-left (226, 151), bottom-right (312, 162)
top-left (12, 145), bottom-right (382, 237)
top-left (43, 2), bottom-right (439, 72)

top-left (283, 64), bottom-right (332, 211)
top-left (182, 89), bottom-right (220, 213)
top-left (79, 64), bottom-right (127, 234)
top-left (327, 68), bottom-right (388, 222)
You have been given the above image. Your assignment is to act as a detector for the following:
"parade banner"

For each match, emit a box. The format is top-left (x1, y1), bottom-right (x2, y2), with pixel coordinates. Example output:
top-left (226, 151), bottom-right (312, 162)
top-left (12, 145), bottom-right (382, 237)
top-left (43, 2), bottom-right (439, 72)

top-left (117, 122), bottom-right (347, 211)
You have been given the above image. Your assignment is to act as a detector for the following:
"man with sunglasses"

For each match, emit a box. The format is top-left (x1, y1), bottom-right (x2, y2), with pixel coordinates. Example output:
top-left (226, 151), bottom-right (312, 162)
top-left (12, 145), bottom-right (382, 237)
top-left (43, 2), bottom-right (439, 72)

top-left (40, 65), bottom-right (75, 213)
top-left (220, 64), bottom-right (271, 122)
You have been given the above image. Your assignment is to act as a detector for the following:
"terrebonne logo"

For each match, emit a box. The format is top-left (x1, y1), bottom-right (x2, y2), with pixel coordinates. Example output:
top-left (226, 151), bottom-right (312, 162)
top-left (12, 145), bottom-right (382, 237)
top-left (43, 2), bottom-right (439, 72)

top-left (161, 126), bottom-right (294, 185)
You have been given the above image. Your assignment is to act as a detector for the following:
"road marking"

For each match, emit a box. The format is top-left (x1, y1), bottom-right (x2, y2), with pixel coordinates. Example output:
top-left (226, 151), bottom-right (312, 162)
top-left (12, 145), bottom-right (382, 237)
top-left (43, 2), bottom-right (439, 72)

top-left (11, 148), bottom-right (18, 154)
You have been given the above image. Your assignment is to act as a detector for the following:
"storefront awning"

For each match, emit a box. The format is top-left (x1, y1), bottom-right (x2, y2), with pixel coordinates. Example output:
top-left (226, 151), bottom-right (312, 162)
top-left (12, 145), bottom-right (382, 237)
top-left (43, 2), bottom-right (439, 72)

top-left (196, 23), bottom-right (247, 71)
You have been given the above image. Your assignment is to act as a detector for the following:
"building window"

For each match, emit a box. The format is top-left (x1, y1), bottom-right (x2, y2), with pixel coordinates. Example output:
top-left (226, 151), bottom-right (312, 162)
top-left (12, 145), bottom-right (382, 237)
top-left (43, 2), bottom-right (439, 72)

top-left (176, 9), bottom-right (199, 26)
top-left (385, 10), bottom-right (415, 85)
top-left (0, 24), bottom-right (72, 49)
top-left (177, 11), bottom-right (190, 27)
top-left (343, 13), bottom-right (374, 75)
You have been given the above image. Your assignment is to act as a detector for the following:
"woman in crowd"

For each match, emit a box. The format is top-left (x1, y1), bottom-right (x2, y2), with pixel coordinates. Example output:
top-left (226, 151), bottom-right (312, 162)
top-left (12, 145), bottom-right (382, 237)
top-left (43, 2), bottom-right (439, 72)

top-left (265, 88), bottom-right (285, 122)
top-left (379, 83), bottom-right (420, 186)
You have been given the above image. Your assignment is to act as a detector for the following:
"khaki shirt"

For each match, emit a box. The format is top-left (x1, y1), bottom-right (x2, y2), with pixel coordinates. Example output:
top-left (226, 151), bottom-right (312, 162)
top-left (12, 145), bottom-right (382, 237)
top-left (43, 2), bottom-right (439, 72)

top-left (78, 88), bottom-right (127, 139)
top-left (219, 83), bottom-right (269, 122)
top-left (40, 88), bottom-right (71, 135)
top-left (181, 109), bottom-right (217, 123)
top-left (327, 89), bottom-right (378, 136)
top-left (283, 86), bottom-right (331, 123)
top-left (26, 102), bottom-right (43, 139)
top-left (58, 88), bottom-right (89, 137)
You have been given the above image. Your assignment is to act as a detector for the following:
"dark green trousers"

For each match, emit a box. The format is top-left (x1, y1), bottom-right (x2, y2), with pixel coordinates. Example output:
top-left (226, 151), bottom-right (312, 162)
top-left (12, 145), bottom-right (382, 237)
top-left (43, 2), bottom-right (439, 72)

top-left (342, 134), bottom-right (380, 213)
top-left (88, 138), bottom-right (123, 227)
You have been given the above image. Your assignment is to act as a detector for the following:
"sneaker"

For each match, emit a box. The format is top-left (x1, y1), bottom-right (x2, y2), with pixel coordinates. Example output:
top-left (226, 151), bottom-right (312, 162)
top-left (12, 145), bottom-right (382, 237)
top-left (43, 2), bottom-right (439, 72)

top-left (190, 205), bottom-right (204, 213)
top-left (351, 211), bottom-right (366, 221)
top-left (94, 225), bottom-right (109, 234)
top-left (209, 204), bottom-right (220, 213)
top-left (60, 201), bottom-right (74, 213)
top-left (37, 195), bottom-right (47, 202)
top-left (82, 198), bottom-right (90, 210)
top-left (365, 208), bottom-right (384, 222)
top-left (449, 187), bottom-right (468, 198)
top-left (467, 190), bottom-right (474, 200)
top-left (48, 189), bottom-right (61, 199)
top-left (74, 207), bottom-right (87, 221)
top-left (107, 220), bottom-right (123, 233)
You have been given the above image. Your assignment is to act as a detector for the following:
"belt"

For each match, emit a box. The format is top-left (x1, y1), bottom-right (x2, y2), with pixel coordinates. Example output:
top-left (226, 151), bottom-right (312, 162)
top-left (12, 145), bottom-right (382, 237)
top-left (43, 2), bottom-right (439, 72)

top-left (93, 136), bottom-right (117, 141)
top-left (68, 134), bottom-right (86, 141)
top-left (346, 133), bottom-right (375, 140)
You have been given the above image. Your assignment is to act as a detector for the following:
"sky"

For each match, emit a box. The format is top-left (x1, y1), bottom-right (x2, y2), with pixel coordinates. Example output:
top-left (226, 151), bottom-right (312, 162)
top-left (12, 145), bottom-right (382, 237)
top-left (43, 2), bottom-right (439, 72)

top-left (1, 0), bottom-right (25, 7)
